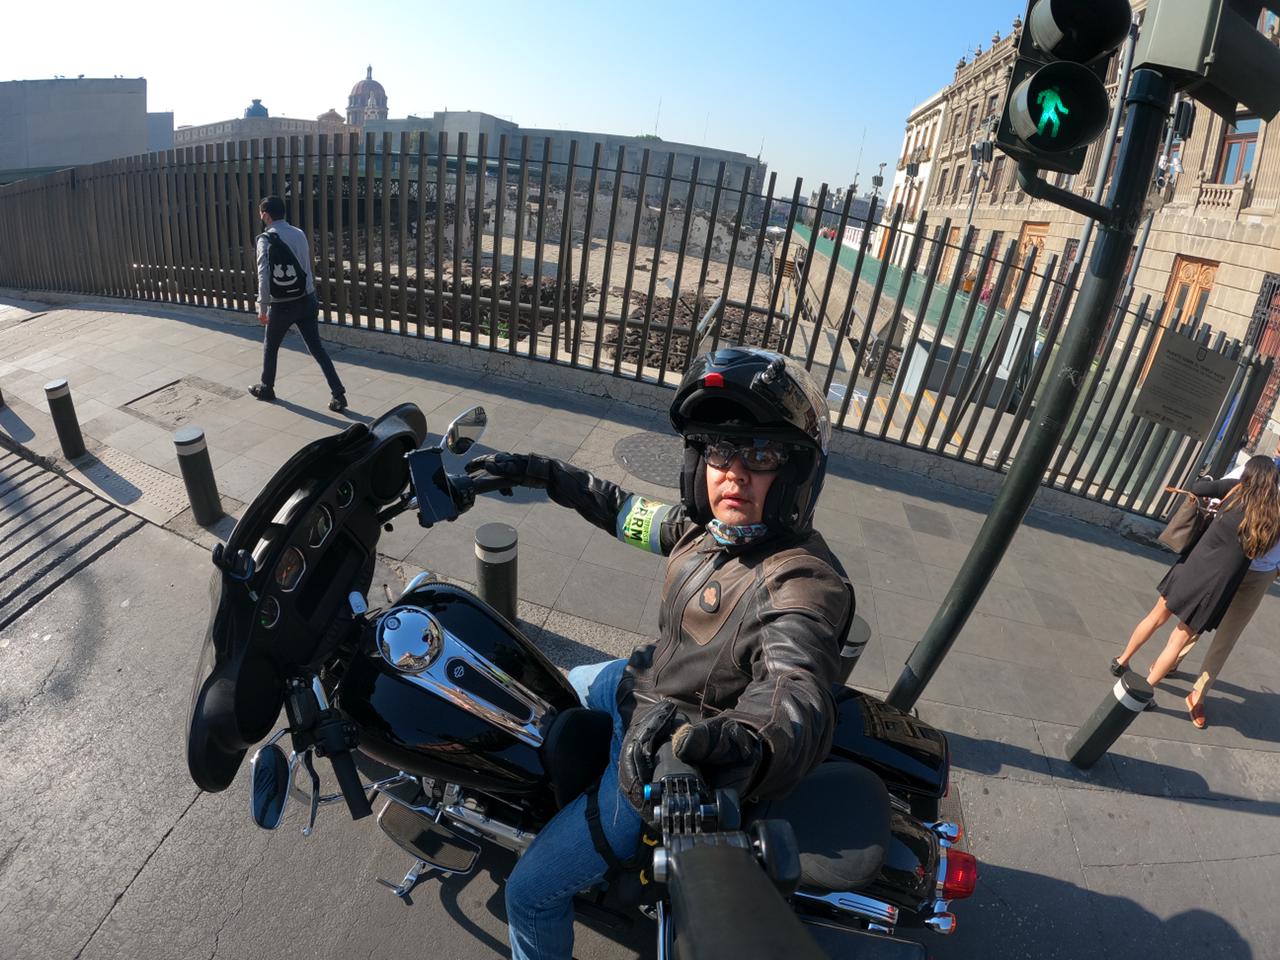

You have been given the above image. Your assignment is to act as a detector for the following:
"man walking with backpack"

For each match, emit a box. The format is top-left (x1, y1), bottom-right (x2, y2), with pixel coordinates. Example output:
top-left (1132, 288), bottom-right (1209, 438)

top-left (250, 195), bottom-right (348, 412)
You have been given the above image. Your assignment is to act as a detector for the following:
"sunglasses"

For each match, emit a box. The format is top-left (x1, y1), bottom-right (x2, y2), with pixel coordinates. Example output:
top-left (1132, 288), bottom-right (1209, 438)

top-left (694, 436), bottom-right (791, 473)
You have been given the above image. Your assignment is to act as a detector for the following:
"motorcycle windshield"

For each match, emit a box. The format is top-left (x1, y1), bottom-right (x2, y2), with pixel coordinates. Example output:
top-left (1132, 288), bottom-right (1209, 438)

top-left (186, 404), bottom-right (427, 793)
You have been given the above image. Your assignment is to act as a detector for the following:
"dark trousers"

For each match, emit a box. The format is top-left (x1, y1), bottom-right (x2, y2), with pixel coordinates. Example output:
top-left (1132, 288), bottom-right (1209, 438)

top-left (260, 294), bottom-right (345, 397)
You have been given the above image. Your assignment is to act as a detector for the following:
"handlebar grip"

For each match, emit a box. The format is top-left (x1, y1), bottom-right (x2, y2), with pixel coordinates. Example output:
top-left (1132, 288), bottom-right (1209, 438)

top-left (654, 741), bottom-right (699, 783)
top-left (329, 749), bottom-right (373, 820)
top-left (464, 474), bottom-right (516, 495)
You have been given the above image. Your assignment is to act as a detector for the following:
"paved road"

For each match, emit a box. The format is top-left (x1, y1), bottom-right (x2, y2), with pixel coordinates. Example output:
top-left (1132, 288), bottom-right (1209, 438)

top-left (0, 453), bottom-right (647, 960)
top-left (6, 296), bottom-right (1280, 958)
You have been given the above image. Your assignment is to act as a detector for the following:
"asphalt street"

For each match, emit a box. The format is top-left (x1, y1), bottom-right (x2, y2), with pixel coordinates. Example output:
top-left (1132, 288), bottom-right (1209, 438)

top-left (0, 454), bottom-right (646, 960)
top-left (5, 298), bottom-right (1280, 959)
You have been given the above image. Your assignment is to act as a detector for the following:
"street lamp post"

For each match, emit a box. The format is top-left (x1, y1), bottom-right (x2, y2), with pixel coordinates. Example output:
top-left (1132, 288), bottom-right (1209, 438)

top-left (964, 117), bottom-right (999, 232)
top-left (870, 162), bottom-right (887, 259)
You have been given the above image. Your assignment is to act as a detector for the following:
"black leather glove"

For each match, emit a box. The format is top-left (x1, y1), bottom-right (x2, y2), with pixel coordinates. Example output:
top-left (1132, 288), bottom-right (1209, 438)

top-left (464, 452), bottom-right (553, 489)
top-left (673, 715), bottom-right (764, 800)
top-left (618, 699), bottom-right (681, 813)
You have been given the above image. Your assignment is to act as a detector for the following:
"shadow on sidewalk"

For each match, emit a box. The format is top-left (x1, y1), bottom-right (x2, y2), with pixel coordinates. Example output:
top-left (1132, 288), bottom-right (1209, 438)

top-left (930, 863), bottom-right (1251, 959)
top-left (1154, 666), bottom-right (1280, 743)
top-left (0, 405), bottom-right (35, 443)
top-left (946, 727), bottom-right (1280, 817)
top-left (92, 300), bottom-right (487, 386)
top-left (272, 396), bottom-right (373, 428)
top-left (823, 454), bottom-right (1169, 563)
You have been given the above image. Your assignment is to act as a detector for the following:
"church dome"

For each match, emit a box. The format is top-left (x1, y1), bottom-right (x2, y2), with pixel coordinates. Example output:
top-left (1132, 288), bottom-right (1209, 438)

top-left (244, 98), bottom-right (269, 118)
top-left (346, 66), bottom-right (388, 124)
top-left (349, 66), bottom-right (386, 104)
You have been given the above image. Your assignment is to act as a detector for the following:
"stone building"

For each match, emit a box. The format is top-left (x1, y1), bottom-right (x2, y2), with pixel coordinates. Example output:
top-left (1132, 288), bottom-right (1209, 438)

top-left (884, 3), bottom-right (1280, 452)
top-left (173, 99), bottom-right (357, 151)
top-left (362, 110), bottom-right (768, 210)
top-left (879, 87), bottom-right (948, 267)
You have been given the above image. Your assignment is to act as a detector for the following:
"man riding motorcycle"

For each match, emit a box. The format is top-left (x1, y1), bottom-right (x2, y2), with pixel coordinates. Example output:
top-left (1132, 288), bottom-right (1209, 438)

top-left (465, 347), bottom-right (857, 960)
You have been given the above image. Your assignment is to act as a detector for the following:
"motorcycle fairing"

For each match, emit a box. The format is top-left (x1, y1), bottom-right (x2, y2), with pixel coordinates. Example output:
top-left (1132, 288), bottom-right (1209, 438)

top-left (187, 404), bottom-right (427, 793)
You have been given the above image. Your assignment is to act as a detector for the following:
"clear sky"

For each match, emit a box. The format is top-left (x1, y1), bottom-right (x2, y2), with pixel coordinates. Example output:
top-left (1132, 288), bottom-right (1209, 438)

top-left (7, 0), bottom-right (1023, 192)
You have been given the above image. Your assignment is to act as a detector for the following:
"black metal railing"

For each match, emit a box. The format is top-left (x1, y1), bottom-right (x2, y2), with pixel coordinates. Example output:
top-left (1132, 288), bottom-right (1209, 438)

top-left (0, 132), bottom-right (1268, 521)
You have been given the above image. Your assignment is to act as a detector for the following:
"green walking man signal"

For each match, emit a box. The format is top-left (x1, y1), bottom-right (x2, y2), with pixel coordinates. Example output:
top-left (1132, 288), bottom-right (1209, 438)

top-left (1036, 87), bottom-right (1069, 138)
top-left (993, 0), bottom-right (1132, 174)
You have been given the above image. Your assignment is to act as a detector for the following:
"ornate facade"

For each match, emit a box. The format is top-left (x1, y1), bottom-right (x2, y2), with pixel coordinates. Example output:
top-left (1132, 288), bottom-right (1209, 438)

top-left (881, 88), bottom-right (947, 268)
top-left (884, 2), bottom-right (1280, 452)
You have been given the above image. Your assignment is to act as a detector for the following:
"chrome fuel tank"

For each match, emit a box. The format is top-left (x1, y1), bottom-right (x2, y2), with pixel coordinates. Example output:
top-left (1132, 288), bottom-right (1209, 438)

top-left (337, 582), bottom-right (579, 795)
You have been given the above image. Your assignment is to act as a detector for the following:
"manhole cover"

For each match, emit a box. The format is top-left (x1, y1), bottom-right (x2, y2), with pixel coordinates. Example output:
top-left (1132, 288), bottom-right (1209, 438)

top-left (613, 433), bottom-right (683, 488)
top-left (125, 376), bottom-right (240, 430)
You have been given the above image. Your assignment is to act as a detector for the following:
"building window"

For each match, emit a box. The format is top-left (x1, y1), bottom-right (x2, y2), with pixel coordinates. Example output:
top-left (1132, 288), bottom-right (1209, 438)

top-left (935, 167), bottom-right (950, 201)
top-left (1216, 116), bottom-right (1261, 184)
top-left (984, 93), bottom-right (999, 127)
top-left (988, 156), bottom-right (1005, 195)
top-left (953, 164), bottom-right (966, 200)
top-left (966, 103), bottom-right (979, 135)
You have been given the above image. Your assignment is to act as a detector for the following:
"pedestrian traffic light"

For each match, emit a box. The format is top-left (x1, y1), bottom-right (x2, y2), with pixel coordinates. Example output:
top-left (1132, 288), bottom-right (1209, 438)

top-left (995, 0), bottom-right (1134, 174)
top-left (1134, 0), bottom-right (1280, 121)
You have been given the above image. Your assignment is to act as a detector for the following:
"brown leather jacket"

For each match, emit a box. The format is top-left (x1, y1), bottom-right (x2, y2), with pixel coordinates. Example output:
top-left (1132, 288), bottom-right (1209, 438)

top-left (535, 456), bottom-right (856, 802)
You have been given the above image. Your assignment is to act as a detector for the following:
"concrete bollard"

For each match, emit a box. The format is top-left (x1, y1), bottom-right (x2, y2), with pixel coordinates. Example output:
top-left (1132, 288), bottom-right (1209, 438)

top-left (44, 379), bottom-right (86, 460)
top-left (475, 522), bottom-right (518, 625)
top-left (174, 426), bottom-right (224, 525)
top-left (1066, 673), bottom-right (1153, 770)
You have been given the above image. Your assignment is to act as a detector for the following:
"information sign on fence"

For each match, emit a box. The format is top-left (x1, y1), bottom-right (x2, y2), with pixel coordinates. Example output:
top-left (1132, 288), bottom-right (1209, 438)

top-left (1133, 332), bottom-right (1236, 441)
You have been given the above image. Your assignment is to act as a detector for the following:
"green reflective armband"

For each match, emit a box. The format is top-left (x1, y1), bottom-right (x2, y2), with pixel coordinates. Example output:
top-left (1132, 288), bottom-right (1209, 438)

top-left (616, 495), bottom-right (673, 554)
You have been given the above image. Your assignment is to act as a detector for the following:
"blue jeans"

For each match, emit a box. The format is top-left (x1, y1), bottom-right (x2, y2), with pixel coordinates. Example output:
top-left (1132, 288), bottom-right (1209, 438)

top-left (507, 658), bottom-right (638, 960)
top-left (261, 293), bottom-right (346, 397)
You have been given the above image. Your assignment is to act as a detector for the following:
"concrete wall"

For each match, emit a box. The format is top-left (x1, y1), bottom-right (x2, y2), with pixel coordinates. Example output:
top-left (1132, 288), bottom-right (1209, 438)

top-left (0, 78), bottom-right (149, 173)
top-left (147, 112), bottom-right (174, 152)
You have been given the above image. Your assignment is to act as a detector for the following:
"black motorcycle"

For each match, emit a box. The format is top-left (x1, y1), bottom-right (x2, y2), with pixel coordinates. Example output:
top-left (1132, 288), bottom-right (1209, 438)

top-left (187, 402), bottom-right (977, 957)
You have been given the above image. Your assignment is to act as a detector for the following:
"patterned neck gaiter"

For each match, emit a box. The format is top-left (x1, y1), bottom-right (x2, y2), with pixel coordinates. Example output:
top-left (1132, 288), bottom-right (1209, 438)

top-left (707, 519), bottom-right (770, 547)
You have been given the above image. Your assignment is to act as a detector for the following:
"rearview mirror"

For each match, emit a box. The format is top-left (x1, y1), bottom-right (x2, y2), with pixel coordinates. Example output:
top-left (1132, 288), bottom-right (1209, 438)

top-left (444, 406), bottom-right (487, 455)
top-left (249, 742), bottom-right (291, 830)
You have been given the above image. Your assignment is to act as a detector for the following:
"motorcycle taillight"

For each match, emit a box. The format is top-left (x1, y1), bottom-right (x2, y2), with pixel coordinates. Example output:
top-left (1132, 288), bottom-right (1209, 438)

top-left (942, 849), bottom-right (978, 900)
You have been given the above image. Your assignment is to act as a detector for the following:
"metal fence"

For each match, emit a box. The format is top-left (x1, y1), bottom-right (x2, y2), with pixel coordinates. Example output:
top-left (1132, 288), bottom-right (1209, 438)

top-left (0, 133), bottom-right (1270, 521)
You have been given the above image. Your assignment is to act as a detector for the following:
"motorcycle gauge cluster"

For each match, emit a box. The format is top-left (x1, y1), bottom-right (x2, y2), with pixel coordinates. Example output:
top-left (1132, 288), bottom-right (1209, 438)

top-left (307, 505), bottom-right (334, 548)
top-left (274, 546), bottom-right (306, 592)
top-left (258, 596), bottom-right (281, 629)
top-left (335, 480), bottom-right (354, 509)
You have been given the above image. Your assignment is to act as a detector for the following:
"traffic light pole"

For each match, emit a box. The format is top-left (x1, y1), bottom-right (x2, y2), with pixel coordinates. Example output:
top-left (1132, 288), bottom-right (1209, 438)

top-left (887, 68), bottom-right (1175, 712)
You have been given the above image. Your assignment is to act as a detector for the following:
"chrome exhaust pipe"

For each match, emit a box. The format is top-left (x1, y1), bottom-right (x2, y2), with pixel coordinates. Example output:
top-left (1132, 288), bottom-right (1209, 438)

top-left (924, 913), bottom-right (957, 935)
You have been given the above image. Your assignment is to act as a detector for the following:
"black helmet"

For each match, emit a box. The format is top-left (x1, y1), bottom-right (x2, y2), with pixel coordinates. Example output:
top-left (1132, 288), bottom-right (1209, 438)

top-left (670, 347), bottom-right (831, 533)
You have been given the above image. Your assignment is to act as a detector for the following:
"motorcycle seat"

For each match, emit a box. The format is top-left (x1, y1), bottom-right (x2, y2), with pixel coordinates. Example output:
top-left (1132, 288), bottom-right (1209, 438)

top-left (750, 761), bottom-right (891, 893)
top-left (540, 707), bottom-right (613, 810)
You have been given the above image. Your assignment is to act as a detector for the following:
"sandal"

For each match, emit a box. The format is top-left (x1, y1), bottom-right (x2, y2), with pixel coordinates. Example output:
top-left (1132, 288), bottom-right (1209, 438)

top-left (1185, 693), bottom-right (1207, 729)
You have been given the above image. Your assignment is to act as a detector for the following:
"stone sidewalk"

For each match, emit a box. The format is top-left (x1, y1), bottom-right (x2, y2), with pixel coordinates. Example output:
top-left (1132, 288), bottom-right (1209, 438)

top-left (3, 294), bottom-right (1280, 958)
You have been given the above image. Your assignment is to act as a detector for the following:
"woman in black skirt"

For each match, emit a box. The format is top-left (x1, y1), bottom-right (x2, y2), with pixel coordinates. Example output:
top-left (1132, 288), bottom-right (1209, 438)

top-left (1112, 455), bottom-right (1280, 693)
